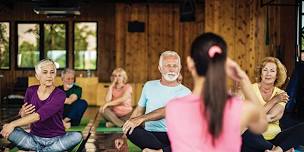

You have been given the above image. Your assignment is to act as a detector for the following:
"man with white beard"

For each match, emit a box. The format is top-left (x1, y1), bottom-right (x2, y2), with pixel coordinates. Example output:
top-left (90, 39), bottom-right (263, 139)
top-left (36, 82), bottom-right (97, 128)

top-left (115, 51), bottom-right (191, 152)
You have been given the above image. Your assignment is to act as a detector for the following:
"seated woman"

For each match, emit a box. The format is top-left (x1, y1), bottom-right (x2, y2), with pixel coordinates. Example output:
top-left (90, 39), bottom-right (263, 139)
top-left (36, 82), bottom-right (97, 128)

top-left (166, 33), bottom-right (268, 152)
top-left (100, 68), bottom-right (133, 127)
top-left (58, 68), bottom-right (88, 128)
top-left (241, 57), bottom-right (304, 152)
top-left (0, 59), bottom-right (82, 151)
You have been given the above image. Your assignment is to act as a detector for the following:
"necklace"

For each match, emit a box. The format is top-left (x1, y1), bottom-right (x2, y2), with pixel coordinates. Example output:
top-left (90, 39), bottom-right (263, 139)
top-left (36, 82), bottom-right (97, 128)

top-left (259, 84), bottom-right (274, 101)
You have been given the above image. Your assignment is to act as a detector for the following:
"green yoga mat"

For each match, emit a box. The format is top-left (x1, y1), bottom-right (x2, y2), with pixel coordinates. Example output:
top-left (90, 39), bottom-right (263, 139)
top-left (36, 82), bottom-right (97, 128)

top-left (95, 121), bottom-right (123, 133)
top-left (95, 127), bottom-right (122, 133)
top-left (67, 117), bottom-right (90, 132)
top-left (127, 140), bottom-right (141, 152)
top-left (9, 147), bottom-right (18, 152)
top-left (67, 125), bottom-right (86, 132)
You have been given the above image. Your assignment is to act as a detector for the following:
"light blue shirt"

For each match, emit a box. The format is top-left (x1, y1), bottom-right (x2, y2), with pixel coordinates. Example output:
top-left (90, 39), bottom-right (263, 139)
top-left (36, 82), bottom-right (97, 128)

top-left (138, 80), bottom-right (191, 132)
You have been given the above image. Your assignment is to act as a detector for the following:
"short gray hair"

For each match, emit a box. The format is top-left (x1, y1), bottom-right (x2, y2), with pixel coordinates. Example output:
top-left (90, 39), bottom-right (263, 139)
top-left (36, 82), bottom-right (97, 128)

top-left (159, 51), bottom-right (181, 67)
top-left (61, 68), bottom-right (75, 78)
top-left (35, 59), bottom-right (56, 74)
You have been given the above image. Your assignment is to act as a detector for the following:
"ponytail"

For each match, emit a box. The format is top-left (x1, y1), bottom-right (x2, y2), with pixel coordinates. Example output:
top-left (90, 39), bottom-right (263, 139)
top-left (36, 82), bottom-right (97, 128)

top-left (190, 32), bottom-right (228, 145)
top-left (203, 54), bottom-right (227, 144)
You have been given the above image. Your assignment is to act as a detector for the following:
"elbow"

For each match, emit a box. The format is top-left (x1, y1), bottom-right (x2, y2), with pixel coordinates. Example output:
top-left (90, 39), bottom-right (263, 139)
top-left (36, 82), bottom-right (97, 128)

top-left (33, 113), bottom-right (41, 122)
top-left (250, 114), bottom-right (268, 134)
top-left (257, 109), bottom-right (269, 133)
top-left (259, 117), bottom-right (268, 133)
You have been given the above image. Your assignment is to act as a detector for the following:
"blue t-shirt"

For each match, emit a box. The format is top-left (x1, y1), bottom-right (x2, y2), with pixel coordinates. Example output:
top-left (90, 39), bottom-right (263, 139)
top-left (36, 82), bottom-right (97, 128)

top-left (138, 80), bottom-right (191, 132)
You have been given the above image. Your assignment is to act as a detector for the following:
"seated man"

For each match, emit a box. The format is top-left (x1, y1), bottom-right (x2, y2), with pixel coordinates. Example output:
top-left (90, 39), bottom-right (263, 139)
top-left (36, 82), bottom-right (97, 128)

top-left (58, 68), bottom-right (88, 127)
top-left (116, 51), bottom-right (191, 152)
top-left (0, 59), bottom-right (82, 151)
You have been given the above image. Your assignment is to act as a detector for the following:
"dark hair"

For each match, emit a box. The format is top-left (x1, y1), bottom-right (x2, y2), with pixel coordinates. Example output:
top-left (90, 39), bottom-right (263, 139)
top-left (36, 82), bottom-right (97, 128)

top-left (190, 32), bottom-right (228, 143)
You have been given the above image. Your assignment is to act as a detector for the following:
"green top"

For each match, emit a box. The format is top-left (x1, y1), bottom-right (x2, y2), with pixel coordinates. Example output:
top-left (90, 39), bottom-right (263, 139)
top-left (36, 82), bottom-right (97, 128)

top-left (58, 84), bottom-right (82, 99)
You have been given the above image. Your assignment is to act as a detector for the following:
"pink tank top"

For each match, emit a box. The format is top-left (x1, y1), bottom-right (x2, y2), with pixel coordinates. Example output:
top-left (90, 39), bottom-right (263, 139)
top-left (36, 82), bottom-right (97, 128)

top-left (111, 84), bottom-right (133, 117)
top-left (166, 94), bottom-right (242, 152)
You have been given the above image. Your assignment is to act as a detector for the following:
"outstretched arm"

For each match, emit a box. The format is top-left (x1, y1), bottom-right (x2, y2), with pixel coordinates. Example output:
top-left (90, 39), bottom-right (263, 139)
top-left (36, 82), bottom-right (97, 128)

top-left (1, 113), bottom-right (40, 138)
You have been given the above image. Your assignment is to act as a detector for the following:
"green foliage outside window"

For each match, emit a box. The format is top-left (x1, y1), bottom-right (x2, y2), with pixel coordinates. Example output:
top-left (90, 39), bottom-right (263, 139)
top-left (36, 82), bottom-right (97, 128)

top-left (44, 24), bottom-right (66, 68)
top-left (17, 24), bottom-right (40, 68)
top-left (0, 22), bottom-right (10, 69)
top-left (74, 22), bottom-right (97, 70)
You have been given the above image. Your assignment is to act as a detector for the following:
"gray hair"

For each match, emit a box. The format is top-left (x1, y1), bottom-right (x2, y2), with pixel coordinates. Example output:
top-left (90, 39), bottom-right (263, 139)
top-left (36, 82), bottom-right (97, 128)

top-left (159, 51), bottom-right (181, 68)
top-left (35, 59), bottom-right (56, 74)
top-left (61, 68), bottom-right (75, 78)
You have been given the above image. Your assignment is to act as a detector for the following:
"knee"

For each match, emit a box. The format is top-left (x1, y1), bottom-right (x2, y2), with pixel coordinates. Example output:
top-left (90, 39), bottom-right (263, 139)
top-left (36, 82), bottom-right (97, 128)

top-left (102, 107), bottom-right (111, 114)
top-left (8, 127), bottom-right (24, 140)
top-left (75, 132), bottom-right (83, 143)
top-left (8, 128), bottom-right (32, 148)
top-left (78, 99), bottom-right (88, 109)
top-left (126, 127), bottom-right (141, 139)
top-left (71, 132), bottom-right (83, 144)
top-left (79, 99), bottom-right (88, 106)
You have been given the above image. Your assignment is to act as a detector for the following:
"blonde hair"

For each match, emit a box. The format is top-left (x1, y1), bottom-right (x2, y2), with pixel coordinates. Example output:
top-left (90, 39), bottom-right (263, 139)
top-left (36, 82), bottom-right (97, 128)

top-left (255, 57), bottom-right (287, 87)
top-left (35, 59), bottom-right (57, 75)
top-left (111, 67), bottom-right (128, 83)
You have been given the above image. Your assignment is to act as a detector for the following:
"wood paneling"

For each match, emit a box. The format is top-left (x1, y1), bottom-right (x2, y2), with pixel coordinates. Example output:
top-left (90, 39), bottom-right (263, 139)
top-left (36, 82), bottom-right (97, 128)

top-left (205, 0), bottom-right (292, 84)
top-left (115, 3), bottom-right (205, 87)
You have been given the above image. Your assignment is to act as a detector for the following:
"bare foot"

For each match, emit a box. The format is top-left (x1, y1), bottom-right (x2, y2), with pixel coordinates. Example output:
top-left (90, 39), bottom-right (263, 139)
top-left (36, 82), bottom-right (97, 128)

top-left (265, 146), bottom-right (283, 152)
top-left (105, 122), bottom-right (115, 128)
top-left (142, 148), bottom-right (163, 152)
top-left (286, 148), bottom-right (295, 152)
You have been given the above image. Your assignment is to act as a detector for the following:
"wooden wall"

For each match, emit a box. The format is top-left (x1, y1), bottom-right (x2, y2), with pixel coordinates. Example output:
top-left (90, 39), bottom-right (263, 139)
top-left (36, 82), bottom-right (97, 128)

top-left (205, 0), bottom-right (292, 83)
top-left (0, 0), bottom-right (297, 98)
top-left (115, 3), bottom-right (204, 87)
top-left (115, 0), bottom-right (296, 88)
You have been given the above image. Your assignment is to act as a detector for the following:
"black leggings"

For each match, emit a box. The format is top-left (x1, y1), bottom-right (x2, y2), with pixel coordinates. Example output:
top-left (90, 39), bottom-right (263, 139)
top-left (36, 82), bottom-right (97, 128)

top-left (126, 126), bottom-right (171, 152)
top-left (241, 122), bottom-right (304, 152)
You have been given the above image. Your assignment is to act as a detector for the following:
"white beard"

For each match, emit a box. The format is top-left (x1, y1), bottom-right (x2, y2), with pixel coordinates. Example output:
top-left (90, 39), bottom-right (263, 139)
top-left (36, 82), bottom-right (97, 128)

top-left (66, 83), bottom-right (74, 89)
top-left (163, 72), bottom-right (179, 82)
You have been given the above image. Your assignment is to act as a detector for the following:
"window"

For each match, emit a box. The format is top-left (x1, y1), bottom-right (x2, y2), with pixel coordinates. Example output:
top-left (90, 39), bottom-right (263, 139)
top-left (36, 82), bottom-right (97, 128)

top-left (17, 22), bottom-right (67, 69)
top-left (0, 22), bottom-right (10, 69)
top-left (74, 22), bottom-right (97, 70)
top-left (17, 23), bottom-right (40, 68)
top-left (44, 24), bottom-right (67, 68)
top-left (299, 0), bottom-right (304, 61)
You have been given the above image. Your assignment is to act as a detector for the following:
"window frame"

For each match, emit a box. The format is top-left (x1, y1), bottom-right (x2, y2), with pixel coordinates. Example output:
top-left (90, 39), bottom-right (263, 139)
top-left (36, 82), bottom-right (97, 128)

top-left (73, 21), bottom-right (98, 71)
top-left (15, 21), bottom-right (68, 70)
top-left (0, 21), bottom-right (11, 70)
top-left (298, 0), bottom-right (304, 62)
